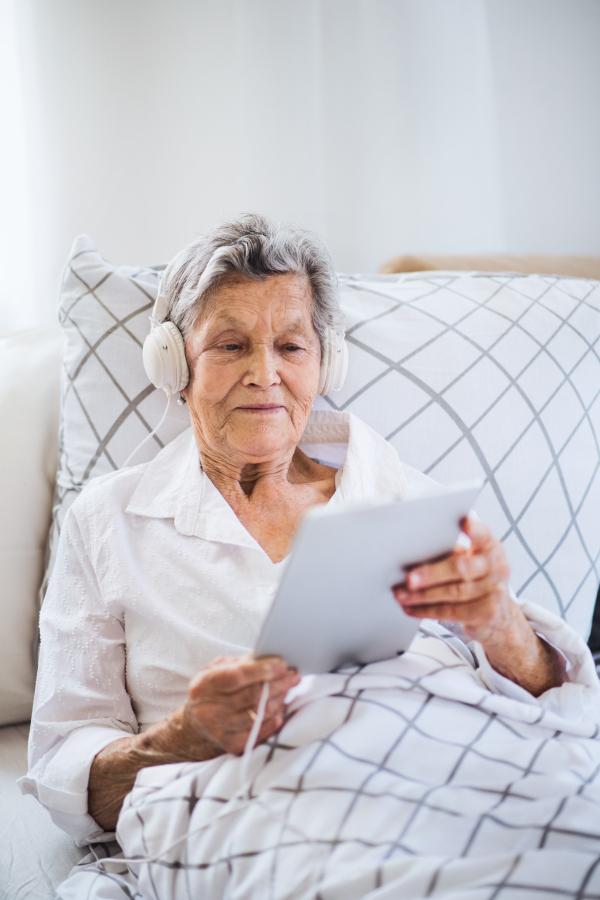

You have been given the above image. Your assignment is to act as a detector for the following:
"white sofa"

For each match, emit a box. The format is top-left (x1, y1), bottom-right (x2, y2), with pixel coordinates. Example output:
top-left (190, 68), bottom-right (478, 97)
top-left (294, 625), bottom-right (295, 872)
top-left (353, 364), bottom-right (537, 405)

top-left (0, 328), bottom-right (88, 898)
top-left (2, 259), bottom-right (599, 899)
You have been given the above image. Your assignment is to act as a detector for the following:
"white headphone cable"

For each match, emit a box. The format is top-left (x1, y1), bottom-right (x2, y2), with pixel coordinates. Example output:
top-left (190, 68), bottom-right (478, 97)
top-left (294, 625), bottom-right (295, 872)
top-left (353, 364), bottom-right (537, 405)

top-left (239, 680), bottom-right (270, 797)
top-left (121, 393), bottom-right (172, 469)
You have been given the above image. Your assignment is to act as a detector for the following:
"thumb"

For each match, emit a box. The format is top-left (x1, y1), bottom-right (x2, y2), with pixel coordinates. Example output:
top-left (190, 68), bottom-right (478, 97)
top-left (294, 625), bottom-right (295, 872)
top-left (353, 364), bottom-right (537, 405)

top-left (460, 515), bottom-right (493, 552)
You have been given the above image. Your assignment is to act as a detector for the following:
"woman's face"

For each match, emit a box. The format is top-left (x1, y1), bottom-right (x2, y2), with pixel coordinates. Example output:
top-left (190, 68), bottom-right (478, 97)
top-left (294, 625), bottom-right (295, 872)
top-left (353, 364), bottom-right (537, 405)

top-left (182, 273), bottom-right (321, 467)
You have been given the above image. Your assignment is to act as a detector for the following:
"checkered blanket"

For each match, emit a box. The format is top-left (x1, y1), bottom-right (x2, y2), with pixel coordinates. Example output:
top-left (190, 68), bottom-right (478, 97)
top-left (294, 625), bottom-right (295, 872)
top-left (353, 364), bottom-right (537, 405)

top-left (58, 616), bottom-right (600, 900)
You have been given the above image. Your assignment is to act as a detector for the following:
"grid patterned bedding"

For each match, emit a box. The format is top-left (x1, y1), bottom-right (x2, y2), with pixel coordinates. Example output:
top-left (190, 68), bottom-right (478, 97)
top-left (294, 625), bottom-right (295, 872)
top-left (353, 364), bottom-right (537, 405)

top-left (58, 616), bottom-right (600, 900)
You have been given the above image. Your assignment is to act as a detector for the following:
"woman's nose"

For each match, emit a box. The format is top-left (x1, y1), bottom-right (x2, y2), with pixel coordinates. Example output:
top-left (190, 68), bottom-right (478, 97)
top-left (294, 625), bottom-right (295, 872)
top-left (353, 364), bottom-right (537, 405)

top-left (242, 346), bottom-right (280, 387)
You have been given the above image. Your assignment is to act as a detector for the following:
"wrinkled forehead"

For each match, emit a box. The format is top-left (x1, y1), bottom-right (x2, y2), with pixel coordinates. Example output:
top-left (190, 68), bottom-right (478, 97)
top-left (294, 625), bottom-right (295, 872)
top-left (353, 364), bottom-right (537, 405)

top-left (194, 272), bottom-right (315, 333)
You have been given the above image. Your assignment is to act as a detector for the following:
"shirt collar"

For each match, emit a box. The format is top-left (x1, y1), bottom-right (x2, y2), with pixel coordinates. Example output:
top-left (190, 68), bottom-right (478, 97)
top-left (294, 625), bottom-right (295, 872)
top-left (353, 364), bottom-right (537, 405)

top-left (125, 410), bottom-right (410, 546)
top-left (124, 429), bottom-right (254, 548)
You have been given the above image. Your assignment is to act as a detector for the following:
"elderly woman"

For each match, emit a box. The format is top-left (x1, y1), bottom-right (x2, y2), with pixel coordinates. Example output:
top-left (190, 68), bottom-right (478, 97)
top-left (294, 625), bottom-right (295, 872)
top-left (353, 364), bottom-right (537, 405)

top-left (21, 215), bottom-right (569, 849)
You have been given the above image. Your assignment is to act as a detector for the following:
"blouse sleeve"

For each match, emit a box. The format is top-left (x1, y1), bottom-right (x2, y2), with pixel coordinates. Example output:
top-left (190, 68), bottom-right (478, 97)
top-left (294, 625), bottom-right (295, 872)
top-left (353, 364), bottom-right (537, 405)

top-left (473, 593), bottom-right (600, 725)
top-left (18, 505), bottom-right (138, 846)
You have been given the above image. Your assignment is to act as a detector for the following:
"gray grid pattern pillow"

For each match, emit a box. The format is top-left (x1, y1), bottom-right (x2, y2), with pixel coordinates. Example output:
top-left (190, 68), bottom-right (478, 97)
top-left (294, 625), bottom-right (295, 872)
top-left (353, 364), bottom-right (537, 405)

top-left (329, 272), bottom-right (600, 636)
top-left (44, 235), bottom-right (190, 590)
top-left (47, 236), bottom-right (600, 638)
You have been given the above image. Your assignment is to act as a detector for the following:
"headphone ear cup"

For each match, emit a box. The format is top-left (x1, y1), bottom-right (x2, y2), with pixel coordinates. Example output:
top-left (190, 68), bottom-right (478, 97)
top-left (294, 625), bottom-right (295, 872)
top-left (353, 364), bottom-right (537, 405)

top-left (143, 322), bottom-right (189, 395)
top-left (330, 335), bottom-right (348, 392)
top-left (163, 322), bottom-right (189, 393)
top-left (317, 330), bottom-right (330, 396)
top-left (319, 328), bottom-right (348, 396)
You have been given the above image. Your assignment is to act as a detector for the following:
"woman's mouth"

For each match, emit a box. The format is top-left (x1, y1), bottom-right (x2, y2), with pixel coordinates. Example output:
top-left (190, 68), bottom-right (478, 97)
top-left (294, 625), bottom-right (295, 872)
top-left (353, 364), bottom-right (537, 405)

top-left (236, 404), bottom-right (284, 413)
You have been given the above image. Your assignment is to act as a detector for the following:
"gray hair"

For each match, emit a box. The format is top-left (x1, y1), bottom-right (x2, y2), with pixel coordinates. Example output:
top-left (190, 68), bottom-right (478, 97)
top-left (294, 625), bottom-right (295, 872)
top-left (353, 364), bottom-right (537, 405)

top-left (164, 213), bottom-right (344, 351)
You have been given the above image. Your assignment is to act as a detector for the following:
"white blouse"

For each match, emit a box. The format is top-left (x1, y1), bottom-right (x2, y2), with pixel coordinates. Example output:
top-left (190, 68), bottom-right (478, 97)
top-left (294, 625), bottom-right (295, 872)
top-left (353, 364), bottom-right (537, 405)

top-left (19, 411), bottom-right (600, 845)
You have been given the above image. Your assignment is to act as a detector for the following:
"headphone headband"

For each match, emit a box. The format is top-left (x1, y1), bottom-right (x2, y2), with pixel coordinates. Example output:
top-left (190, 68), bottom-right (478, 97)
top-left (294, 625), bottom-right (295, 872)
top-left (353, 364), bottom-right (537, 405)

top-left (149, 264), bottom-right (173, 327)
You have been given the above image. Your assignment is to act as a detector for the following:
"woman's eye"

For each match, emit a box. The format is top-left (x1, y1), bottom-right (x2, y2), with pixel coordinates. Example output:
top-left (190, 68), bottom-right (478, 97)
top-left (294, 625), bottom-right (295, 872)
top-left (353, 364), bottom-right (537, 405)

top-left (223, 343), bottom-right (242, 352)
top-left (283, 344), bottom-right (302, 352)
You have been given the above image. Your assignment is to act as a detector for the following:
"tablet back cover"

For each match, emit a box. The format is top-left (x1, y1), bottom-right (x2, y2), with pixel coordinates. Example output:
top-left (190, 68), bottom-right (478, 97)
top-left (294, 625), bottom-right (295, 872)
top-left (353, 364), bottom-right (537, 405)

top-left (255, 483), bottom-right (481, 674)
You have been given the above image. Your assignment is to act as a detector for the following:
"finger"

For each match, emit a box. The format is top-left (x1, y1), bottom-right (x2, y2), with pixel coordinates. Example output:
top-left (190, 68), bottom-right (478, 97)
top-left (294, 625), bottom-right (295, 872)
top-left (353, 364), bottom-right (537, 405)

top-left (241, 695), bottom-right (289, 728)
top-left (224, 704), bottom-right (287, 752)
top-left (225, 704), bottom-right (281, 734)
top-left (401, 590), bottom-right (502, 625)
top-left (221, 672), bottom-right (299, 714)
top-left (242, 679), bottom-right (294, 724)
top-left (256, 709), bottom-right (286, 743)
top-left (394, 575), bottom-right (498, 607)
top-left (263, 692), bottom-right (292, 720)
top-left (194, 655), bottom-right (293, 695)
top-left (405, 549), bottom-right (490, 591)
top-left (460, 516), bottom-right (495, 553)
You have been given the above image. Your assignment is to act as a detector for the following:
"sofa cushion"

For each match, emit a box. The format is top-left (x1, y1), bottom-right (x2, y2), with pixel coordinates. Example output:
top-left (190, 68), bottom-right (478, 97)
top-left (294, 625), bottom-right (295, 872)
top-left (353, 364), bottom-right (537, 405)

top-left (49, 238), bottom-right (600, 638)
top-left (0, 328), bottom-right (62, 726)
top-left (0, 723), bottom-right (86, 897)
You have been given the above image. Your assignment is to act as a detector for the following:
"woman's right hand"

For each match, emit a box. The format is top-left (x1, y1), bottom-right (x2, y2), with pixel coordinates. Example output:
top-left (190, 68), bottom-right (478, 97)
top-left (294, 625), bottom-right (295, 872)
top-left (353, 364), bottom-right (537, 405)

top-left (89, 654), bottom-right (299, 831)
top-left (171, 654), bottom-right (301, 758)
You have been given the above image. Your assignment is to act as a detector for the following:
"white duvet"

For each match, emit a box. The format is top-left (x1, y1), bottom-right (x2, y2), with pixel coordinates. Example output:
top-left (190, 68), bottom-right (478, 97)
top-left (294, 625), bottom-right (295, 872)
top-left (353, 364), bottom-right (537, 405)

top-left (59, 608), bottom-right (600, 900)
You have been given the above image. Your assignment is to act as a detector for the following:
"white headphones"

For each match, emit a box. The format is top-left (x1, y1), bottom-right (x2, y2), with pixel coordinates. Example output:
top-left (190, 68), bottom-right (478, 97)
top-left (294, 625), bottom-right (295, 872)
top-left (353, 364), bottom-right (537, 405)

top-left (142, 266), bottom-right (348, 398)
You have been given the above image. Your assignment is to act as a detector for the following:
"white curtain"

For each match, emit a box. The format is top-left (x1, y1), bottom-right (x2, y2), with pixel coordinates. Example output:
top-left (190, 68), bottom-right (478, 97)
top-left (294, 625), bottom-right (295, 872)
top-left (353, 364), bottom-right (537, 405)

top-left (2, 0), bottom-right (599, 332)
top-left (0, 0), bottom-right (35, 332)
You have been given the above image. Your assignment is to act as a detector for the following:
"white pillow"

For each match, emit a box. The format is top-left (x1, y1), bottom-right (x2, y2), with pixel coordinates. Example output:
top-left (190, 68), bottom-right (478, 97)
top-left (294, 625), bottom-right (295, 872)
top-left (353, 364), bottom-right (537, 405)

top-left (58, 235), bottom-right (189, 483)
top-left (328, 272), bottom-right (600, 637)
top-left (51, 237), bottom-right (600, 639)
top-left (44, 235), bottom-right (190, 587)
top-left (0, 328), bottom-right (62, 725)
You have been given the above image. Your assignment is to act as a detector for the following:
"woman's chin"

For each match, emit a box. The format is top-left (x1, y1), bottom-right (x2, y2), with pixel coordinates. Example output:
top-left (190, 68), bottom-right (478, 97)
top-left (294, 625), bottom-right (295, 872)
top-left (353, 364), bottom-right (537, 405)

top-left (227, 420), bottom-right (298, 462)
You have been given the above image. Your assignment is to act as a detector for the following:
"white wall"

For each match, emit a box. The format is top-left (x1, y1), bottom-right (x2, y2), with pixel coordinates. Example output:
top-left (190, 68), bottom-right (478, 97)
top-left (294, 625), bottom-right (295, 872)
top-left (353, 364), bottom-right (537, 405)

top-left (488, 0), bottom-right (600, 254)
top-left (3, 0), bottom-right (599, 330)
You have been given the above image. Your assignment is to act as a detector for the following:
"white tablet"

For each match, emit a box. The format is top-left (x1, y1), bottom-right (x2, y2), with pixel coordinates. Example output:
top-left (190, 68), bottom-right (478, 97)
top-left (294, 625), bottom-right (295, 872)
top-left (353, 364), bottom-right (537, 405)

top-left (255, 481), bottom-right (482, 674)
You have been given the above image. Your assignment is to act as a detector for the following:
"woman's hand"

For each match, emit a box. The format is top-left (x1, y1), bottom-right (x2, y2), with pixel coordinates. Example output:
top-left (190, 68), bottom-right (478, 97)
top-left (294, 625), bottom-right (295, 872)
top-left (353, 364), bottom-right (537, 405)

top-left (392, 516), bottom-right (566, 696)
top-left (393, 517), bottom-right (512, 642)
top-left (171, 654), bottom-right (300, 757)
top-left (89, 654), bottom-right (298, 831)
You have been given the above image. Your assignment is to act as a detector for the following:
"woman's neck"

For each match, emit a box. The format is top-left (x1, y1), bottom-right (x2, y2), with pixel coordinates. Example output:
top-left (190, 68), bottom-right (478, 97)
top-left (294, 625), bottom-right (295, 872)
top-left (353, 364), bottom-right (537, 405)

top-left (198, 442), bottom-right (337, 563)
top-left (199, 445), bottom-right (300, 500)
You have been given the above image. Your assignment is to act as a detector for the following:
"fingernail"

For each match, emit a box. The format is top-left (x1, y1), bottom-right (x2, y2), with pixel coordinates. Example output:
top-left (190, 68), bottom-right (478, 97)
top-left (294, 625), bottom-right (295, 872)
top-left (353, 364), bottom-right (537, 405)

top-left (408, 572), bottom-right (421, 588)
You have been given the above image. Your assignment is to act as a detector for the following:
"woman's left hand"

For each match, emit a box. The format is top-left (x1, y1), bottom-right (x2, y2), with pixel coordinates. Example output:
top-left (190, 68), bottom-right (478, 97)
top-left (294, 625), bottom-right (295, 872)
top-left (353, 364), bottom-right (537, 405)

top-left (393, 517), bottom-right (512, 643)
top-left (392, 516), bottom-right (566, 696)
